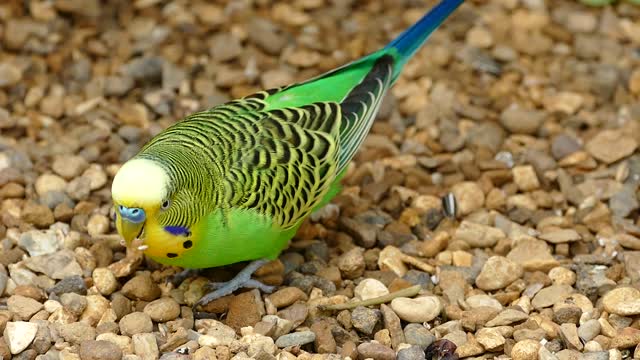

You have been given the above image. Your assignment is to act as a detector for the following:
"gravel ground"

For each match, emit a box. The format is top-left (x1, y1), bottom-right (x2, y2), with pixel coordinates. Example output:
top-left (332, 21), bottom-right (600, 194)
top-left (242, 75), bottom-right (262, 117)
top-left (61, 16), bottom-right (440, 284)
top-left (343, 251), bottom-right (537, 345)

top-left (1, 0), bottom-right (640, 359)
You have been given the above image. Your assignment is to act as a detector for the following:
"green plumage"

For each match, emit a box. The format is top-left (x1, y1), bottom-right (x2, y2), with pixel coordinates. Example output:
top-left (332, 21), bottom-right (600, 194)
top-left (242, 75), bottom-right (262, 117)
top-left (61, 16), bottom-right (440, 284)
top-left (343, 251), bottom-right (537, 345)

top-left (114, 0), bottom-right (464, 269)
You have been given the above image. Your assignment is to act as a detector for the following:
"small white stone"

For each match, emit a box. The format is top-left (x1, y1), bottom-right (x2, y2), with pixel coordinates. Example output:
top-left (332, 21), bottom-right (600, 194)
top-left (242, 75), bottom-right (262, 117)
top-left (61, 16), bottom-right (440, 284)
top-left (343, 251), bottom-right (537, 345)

top-left (390, 296), bottom-right (442, 323)
top-left (3, 321), bottom-right (38, 354)
top-left (354, 278), bottom-right (389, 301)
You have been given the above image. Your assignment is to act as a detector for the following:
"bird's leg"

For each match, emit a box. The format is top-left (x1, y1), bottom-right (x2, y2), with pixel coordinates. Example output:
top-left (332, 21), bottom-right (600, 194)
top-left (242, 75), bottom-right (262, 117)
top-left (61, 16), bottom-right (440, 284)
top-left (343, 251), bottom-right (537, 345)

top-left (194, 259), bottom-right (276, 309)
top-left (167, 268), bottom-right (202, 287)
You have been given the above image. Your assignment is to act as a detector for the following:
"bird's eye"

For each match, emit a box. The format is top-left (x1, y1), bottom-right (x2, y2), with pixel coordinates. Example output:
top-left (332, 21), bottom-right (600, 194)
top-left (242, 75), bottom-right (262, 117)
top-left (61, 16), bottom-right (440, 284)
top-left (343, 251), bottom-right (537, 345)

top-left (161, 200), bottom-right (171, 210)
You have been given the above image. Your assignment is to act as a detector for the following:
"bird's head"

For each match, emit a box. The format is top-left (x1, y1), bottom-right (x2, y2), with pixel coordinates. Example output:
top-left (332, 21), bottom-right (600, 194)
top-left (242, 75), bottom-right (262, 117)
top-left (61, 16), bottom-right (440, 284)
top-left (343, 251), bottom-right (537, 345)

top-left (111, 158), bottom-right (172, 245)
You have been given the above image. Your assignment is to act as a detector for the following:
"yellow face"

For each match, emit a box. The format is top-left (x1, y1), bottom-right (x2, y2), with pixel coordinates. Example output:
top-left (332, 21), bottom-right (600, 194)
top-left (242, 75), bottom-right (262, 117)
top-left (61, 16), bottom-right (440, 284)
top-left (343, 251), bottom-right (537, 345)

top-left (111, 158), bottom-right (170, 245)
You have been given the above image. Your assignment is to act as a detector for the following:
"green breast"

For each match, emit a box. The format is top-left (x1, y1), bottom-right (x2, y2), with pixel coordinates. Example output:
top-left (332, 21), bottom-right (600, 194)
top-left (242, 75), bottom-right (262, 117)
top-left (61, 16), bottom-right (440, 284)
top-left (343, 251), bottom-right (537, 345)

top-left (148, 207), bottom-right (299, 269)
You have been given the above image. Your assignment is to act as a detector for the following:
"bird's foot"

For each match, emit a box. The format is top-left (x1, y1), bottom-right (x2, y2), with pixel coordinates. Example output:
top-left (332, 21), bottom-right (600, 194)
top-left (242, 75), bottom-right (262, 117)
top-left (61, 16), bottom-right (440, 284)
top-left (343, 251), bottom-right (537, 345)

top-left (167, 268), bottom-right (202, 287)
top-left (194, 259), bottom-right (276, 309)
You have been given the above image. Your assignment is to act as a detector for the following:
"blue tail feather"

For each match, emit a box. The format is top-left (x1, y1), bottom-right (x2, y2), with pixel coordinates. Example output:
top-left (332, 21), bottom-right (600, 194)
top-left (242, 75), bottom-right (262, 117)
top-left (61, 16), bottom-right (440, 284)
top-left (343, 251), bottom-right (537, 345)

top-left (385, 0), bottom-right (464, 75)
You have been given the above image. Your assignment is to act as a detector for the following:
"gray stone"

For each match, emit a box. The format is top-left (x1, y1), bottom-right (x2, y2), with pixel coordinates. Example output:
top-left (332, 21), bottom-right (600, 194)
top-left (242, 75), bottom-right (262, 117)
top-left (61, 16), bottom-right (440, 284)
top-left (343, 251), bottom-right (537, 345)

top-left (404, 324), bottom-right (435, 349)
top-left (351, 306), bottom-right (380, 335)
top-left (275, 331), bottom-right (316, 348)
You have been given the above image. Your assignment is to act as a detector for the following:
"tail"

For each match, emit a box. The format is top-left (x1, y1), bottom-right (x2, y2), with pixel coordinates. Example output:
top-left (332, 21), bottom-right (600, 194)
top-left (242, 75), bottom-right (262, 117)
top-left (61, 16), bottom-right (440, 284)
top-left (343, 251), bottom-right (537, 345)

top-left (385, 0), bottom-right (465, 79)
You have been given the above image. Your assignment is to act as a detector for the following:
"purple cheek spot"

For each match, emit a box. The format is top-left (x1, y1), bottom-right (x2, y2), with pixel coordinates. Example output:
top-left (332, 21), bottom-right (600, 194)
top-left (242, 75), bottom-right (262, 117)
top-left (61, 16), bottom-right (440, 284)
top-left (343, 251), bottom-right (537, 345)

top-left (164, 226), bottom-right (191, 237)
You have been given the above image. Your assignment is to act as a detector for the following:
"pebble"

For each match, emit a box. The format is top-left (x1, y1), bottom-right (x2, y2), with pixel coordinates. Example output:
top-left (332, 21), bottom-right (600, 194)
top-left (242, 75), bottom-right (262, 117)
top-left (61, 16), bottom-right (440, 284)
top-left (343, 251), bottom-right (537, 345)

top-left (119, 312), bottom-right (153, 337)
top-left (404, 324), bottom-right (435, 349)
top-left (18, 229), bottom-right (61, 256)
top-left (95, 333), bottom-right (132, 354)
top-left (548, 267), bottom-right (576, 286)
top-left (121, 273), bottom-right (161, 301)
top-left (210, 34), bottom-right (243, 62)
top-left (143, 297), bottom-right (181, 322)
top-left (132, 333), bottom-right (159, 360)
top-left (380, 304), bottom-right (404, 350)
top-left (21, 202), bottom-right (55, 228)
top-left (87, 214), bottom-right (109, 237)
top-left (57, 322), bottom-right (97, 344)
top-left (7, 294), bottom-right (44, 320)
top-left (248, 18), bottom-right (287, 55)
top-left (310, 319), bottom-right (336, 354)
top-left (390, 296), bottom-right (442, 323)
top-left (24, 249), bottom-right (83, 279)
top-left (60, 293), bottom-right (87, 316)
top-left (354, 278), bottom-right (389, 301)
top-left (4, 321), bottom-right (38, 354)
top-left (226, 289), bottom-right (266, 332)
top-left (507, 239), bottom-right (559, 272)
top-left (476, 327), bottom-right (505, 351)
top-left (578, 319), bottom-right (601, 342)
top-left (337, 247), bottom-right (365, 279)
top-left (466, 26), bottom-right (493, 48)
top-left (539, 229), bottom-right (581, 244)
top-left (49, 275), bottom-right (87, 296)
top-left (500, 105), bottom-right (547, 135)
top-left (275, 331), bottom-right (316, 348)
top-left (351, 306), bottom-right (380, 335)
top-left (454, 221), bottom-right (505, 248)
top-left (512, 165), bottom-right (540, 191)
top-left (559, 323), bottom-right (583, 351)
top-left (475, 256), bottom-right (523, 291)
top-left (451, 182), bottom-right (485, 216)
top-left (511, 339), bottom-right (540, 360)
top-left (92, 267), bottom-right (119, 295)
top-left (485, 309), bottom-right (529, 327)
top-left (551, 134), bottom-right (582, 160)
top-left (586, 130), bottom-right (638, 164)
top-left (266, 287), bottom-right (308, 308)
top-left (0, 60), bottom-right (24, 89)
top-left (79, 340), bottom-right (123, 360)
top-left (602, 287), bottom-right (640, 316)
top-left (52, 155), bottom-right (89, 179)
top-left (196, 319), bottom-right (236, 347)
top-left (357, 342), bottom-right (396, 360)
top-left (397, 345), bottom-right (425, 360)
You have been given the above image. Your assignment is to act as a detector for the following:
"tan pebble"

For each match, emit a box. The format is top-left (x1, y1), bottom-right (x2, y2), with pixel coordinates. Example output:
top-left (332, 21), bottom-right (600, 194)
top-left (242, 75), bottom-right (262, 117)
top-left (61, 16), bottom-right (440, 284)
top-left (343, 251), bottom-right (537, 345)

top-left (121, 273), bottom-right (161, 302)
top-left (506, 194), bottom-right (537, 211)
top-left (542, 91), bottom-right (584, 115)
top-left (475, 256), bottom-right (523, 291)
top-left (629, 68), bottom-right (640, 95)
top-left (512, 165), bottom-right (540, 192)
top-left (143, 297), bottom-right (180, 322)
top-left (451, 251), bottom-right (473, 267)
top-left (539, 229), bottom-right (581, 244)
top-left (451, 182), bottom-right (485, 216)
top-left (466, 26), bottom-right (493, 48)
top-left (548, 267), bottom-right (576, 286)
top-left (132, 333), bottom-right (159, 360)
top-left (338, 247), bottom-right (365, 279)
top-left (420, 231), bottom-right (449, 258)
top-left (511, 339), bottom-right (540, 360)
top-left (476, 327), bottom-right (505, 351)
top-left (119, 312), bottom-right (153, 337)
top-left (583, 340), bottom-right (602, 352)
top-left (456, 221), bottom-right (505, 249)
top-left (390, 296), bottom-right (441, 323)
top-left (559, 323), bottom-right (583, 351)
top-left (354, 278), bottom-right (389, 301)
top-left (266, 287), bottom-right (308, 308)
top-left (586, 130), bottom-right (637, 164)
top-left (602, 287), bottom-right (640, 316)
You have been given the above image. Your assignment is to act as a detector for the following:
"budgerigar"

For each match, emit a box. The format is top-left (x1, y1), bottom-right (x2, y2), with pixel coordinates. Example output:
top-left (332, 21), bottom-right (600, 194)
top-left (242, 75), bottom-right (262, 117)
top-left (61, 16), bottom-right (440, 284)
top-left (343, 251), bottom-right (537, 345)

top-left (112, 0), bottom-right (464, 308)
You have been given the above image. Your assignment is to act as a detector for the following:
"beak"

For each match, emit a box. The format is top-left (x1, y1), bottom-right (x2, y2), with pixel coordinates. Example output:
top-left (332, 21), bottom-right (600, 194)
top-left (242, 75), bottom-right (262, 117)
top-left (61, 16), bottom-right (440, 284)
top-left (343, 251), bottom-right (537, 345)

top-left (115, 205), bottom-right (146, 245)
top-left (116, 215), bottom-right (145, 245)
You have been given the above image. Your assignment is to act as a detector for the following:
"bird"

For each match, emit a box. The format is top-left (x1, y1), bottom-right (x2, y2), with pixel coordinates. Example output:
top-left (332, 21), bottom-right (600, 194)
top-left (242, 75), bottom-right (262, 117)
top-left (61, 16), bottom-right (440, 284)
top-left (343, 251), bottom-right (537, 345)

top-left (111, 0), bottom-right (465, 308)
